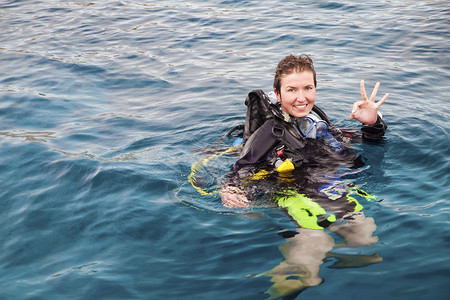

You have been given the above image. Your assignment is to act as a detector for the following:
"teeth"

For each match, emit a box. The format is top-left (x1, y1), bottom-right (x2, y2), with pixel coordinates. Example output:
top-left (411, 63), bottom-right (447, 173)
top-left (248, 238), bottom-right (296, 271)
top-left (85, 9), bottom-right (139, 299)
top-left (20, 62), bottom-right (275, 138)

top-left (295, 104), bottom-right (307, 109)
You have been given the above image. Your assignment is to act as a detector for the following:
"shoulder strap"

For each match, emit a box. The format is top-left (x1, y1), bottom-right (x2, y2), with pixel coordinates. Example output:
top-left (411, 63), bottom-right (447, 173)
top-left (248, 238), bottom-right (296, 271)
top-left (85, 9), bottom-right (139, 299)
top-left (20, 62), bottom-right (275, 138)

top-left (243, 89), bottom-right (284, 142)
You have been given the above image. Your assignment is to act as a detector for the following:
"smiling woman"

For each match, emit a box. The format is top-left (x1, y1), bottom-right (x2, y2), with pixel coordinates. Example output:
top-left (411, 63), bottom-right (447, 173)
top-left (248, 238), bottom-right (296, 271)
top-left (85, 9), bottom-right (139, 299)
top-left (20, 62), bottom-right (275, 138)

top-left (275, 71), bottom-right (316, 118)
top-left (212, 54), bottom-right (391, 298)
top-left (274, 54), bottom-right (317, 118)
top-left (220, 54), bottom-right (389, 208)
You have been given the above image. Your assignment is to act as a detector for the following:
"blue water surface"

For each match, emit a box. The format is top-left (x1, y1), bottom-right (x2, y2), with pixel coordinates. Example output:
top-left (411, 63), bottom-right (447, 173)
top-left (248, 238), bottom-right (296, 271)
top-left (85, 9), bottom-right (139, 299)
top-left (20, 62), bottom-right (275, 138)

top-left (0, 0), bottom-right (449, 299)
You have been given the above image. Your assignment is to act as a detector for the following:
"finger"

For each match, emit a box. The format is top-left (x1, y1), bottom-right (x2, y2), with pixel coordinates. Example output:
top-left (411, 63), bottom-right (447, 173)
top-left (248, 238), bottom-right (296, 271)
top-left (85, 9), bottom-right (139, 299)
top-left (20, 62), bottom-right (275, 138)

top-left (351, 101), bottom-right (362, 114)
top-left (376, 93), bottom-right (389, 107)
top-left (369, 82), bottom-right (380, 102)
top-left (222, 196), bottom-right (241, 208)
top-left (350, 101), bottom-right (362, 119)
top-left (229, 196), bottom-right (250, 208)
top-left (360, 80), bottom-right (368, 101)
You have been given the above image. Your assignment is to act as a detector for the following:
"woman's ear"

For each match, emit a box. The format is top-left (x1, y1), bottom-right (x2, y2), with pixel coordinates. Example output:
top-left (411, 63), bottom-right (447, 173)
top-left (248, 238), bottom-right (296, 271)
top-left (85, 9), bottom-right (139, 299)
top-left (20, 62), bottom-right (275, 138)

top-left (274, 89), bottom-right (281, 102)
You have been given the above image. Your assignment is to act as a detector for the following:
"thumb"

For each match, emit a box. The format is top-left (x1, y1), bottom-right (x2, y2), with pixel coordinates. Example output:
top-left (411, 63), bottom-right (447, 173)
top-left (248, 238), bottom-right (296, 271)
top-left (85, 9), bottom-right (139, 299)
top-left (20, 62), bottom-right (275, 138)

top-left (350, 101), bottom-right (362, 119)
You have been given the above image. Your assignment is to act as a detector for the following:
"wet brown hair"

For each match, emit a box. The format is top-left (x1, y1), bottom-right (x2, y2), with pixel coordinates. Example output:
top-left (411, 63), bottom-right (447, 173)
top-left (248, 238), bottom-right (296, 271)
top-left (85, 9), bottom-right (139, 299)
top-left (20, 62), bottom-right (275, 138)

top-left (273, 54), bottom-right (317, 96)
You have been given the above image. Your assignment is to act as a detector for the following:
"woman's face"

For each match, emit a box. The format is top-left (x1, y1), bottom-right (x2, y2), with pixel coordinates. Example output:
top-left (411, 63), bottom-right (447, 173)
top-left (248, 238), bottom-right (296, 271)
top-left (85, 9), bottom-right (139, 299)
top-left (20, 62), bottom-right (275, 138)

top-left (275, 70), bottom-right (316, 118)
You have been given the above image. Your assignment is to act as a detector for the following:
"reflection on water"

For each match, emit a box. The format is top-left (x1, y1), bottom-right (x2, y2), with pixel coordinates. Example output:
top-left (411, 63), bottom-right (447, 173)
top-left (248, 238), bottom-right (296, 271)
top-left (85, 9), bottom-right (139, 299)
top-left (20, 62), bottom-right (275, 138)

top-left (262, 212), bottom-right (382, 299)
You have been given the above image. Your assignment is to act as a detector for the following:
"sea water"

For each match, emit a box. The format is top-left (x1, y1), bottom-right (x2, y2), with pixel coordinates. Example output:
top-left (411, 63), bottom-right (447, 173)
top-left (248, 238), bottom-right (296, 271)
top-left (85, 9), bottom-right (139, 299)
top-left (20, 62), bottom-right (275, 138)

top-left (0, 0), bottom-right (449, 299)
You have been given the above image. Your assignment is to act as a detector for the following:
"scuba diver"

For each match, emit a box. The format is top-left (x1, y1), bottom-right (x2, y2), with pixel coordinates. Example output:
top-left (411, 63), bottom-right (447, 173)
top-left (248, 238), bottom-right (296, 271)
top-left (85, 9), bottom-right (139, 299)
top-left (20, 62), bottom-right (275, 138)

top-left (220, 54), bottom-right (388, 213)
top-left (217, 54), bottom-right (389, 299)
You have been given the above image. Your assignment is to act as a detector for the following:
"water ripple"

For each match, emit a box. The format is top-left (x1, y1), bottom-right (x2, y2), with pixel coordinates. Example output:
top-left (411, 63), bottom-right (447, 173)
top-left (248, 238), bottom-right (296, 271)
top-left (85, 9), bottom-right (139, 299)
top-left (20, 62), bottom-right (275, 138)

top-left (1, 0), bottom-right (449, 299)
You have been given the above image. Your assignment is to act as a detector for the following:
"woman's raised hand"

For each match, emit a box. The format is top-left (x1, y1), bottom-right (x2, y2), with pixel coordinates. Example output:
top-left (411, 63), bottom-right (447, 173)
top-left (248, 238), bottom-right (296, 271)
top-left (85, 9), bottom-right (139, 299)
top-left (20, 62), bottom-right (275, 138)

top-left (350, 80), bottom-right (389, 125)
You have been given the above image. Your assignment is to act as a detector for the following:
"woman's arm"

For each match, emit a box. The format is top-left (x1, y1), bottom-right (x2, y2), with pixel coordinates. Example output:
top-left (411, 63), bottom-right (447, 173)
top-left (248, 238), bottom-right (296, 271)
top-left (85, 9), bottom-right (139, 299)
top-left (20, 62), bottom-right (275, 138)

top-left (220, 120), bottom-right (279, 208)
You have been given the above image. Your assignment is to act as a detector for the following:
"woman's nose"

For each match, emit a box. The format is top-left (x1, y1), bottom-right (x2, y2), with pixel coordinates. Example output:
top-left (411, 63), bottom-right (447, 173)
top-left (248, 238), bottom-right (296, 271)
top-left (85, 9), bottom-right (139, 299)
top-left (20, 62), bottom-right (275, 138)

top-left (296, 90), bottom-right (306, 101)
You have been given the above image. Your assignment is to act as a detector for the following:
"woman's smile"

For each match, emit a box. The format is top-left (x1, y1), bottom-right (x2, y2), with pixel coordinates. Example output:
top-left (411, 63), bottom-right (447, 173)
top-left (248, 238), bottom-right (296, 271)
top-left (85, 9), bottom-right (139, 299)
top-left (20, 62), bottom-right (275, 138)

top-left (275, 70), bottom-right (316, 118)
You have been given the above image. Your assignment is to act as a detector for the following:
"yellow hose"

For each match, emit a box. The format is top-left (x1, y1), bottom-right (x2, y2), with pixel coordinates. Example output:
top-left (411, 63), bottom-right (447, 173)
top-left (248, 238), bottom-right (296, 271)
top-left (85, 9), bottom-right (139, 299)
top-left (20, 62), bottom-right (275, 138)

top-left (188, 146), bottom-right (238, 196)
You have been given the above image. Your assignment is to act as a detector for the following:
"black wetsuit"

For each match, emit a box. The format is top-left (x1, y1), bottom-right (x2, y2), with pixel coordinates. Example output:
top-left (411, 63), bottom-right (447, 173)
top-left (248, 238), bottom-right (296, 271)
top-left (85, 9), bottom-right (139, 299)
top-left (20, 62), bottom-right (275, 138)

top-left (224, 102), bottom-right (387, 221)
